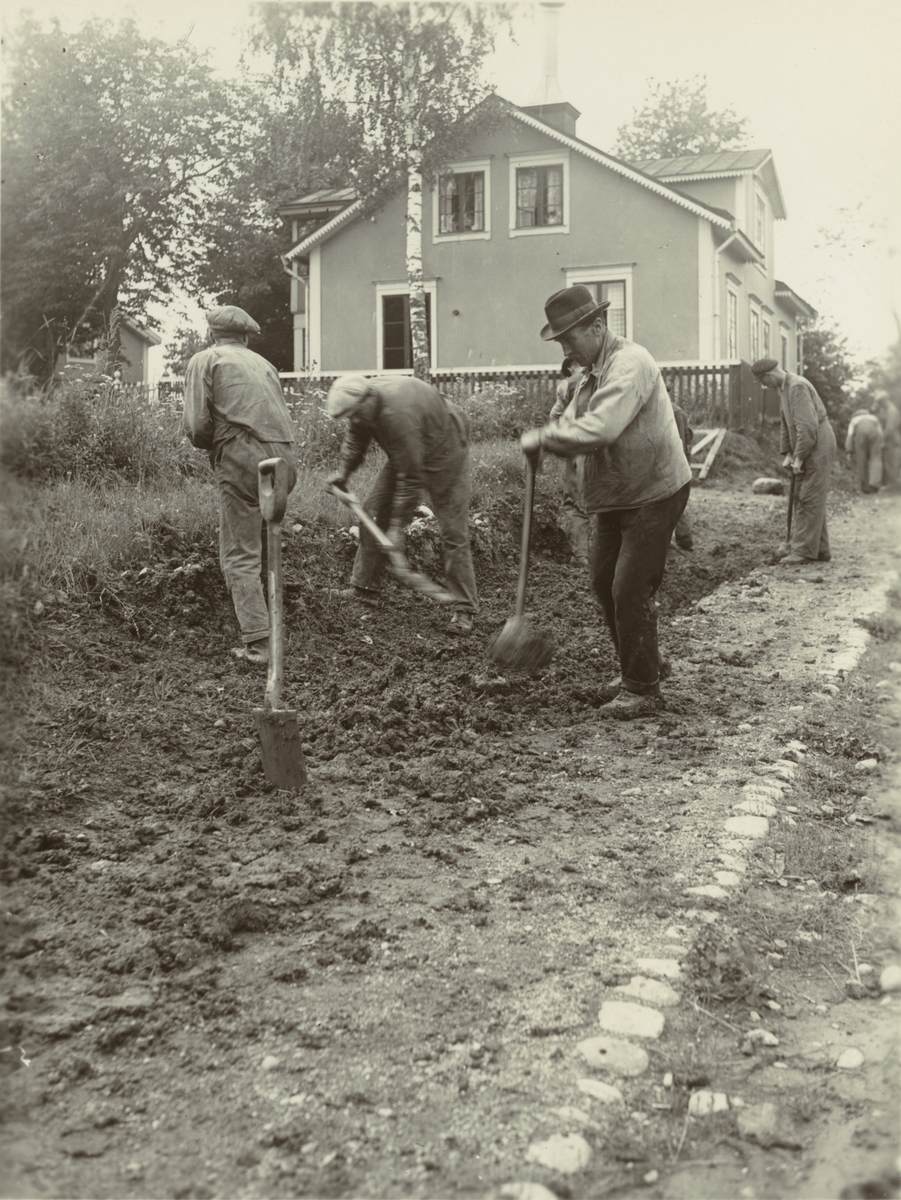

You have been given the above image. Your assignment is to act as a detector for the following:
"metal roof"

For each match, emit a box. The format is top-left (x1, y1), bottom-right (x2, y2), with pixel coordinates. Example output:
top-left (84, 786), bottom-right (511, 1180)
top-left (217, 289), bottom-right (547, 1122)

top-left (631, 150), bottom-right (773, 178)
top-left (631, 150), bottom-right (787, 219)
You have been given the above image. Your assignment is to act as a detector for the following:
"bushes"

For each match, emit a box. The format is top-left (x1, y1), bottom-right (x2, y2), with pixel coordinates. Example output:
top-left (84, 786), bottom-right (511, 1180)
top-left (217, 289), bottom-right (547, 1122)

top-left (1, 371), bottom-right (198, 485)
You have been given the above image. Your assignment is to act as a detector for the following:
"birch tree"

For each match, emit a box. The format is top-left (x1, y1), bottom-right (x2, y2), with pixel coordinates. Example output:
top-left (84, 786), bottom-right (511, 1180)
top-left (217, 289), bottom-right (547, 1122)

top-left (253, 1), bottom-right (510, 381)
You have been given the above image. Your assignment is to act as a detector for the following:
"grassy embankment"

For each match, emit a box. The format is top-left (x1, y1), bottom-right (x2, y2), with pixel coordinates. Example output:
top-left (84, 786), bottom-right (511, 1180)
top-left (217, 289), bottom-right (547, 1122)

top-left (0, 373), bottom-right (555, 679)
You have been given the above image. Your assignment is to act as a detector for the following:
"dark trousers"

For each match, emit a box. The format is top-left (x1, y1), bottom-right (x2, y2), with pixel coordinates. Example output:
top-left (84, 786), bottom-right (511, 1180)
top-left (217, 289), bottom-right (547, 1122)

top-left (590, 483), bottom-right (690, 696)
top-left (214, 433), bottom-right (297, 643)
top-left (350, 459), bottom-right (479, 614)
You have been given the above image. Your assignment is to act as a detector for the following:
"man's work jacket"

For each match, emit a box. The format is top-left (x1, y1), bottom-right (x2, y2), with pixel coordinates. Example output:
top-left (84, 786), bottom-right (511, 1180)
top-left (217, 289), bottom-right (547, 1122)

top-left (538, 331), bottom-right (691, 512)
top-left (183, 338), bottom-right (295, 461)
top-left (778, 373), bottom-right (831, 463)
top-left (337, 375), bottom-right (469, 504)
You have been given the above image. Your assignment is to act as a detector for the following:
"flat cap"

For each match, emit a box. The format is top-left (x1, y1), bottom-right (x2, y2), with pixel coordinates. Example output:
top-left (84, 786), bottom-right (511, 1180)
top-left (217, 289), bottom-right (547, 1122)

top-left (206, 305), bottom-right (260, 335)
top-left (327, 373), bottom-right (373, 418)
top-left (751, 357), bottom-right (779, 377)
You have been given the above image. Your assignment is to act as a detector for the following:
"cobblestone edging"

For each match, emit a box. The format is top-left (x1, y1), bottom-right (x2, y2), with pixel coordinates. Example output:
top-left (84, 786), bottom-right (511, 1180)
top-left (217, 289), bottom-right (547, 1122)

top-left (499, 566), bottom-right (900, 1191)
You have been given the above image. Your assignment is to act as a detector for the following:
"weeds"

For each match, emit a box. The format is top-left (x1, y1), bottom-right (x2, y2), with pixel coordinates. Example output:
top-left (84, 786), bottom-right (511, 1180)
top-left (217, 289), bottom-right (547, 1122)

top-left (854, 612), bottom-right (901, 641)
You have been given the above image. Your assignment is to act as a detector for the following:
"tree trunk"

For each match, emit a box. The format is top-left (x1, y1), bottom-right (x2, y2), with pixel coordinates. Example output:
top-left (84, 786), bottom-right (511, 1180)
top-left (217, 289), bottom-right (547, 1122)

top-left (403, 29), bottom-right (429, 383)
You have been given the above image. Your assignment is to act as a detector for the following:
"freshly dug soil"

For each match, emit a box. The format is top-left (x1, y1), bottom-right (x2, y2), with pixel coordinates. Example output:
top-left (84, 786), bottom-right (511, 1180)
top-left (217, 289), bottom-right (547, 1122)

top-left (2, 447), bottom-right (899, 1200)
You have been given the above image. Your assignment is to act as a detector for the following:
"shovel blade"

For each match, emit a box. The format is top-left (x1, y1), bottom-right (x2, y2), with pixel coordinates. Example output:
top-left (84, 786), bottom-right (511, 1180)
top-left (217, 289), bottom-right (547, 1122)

top-left (488, 615), bottom-right (554, 674)
top-left (254, 708), bottom-right (308, 791)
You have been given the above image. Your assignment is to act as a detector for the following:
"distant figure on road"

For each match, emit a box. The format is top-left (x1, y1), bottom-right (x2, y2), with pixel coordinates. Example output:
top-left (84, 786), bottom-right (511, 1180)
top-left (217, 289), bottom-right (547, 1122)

top-left (325, 373), bottom-right (479, 635)
top-left (874, 393), bottom-right (901, 486)
top-left (548, 354), bottom-right (589, 567)
top-left (520, 285), bottom-right (691, 719)
top-left (751, 357), bottom-right (836, 565)
top-left (183, 306), bottom-right (297, 665)
top-left (845, 407), bottom-right (884, 494)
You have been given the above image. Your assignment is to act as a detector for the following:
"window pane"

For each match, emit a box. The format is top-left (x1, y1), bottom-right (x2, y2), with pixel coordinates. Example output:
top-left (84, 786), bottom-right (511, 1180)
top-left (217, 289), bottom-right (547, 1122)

top-left (543, 165), bottom-right (563, 226)
top-left (516, 168), bottom-right (537, 227)
top-left (438, 171), bottom-right (485, 233)
top-left (600, 281), bottom-right (626, 337)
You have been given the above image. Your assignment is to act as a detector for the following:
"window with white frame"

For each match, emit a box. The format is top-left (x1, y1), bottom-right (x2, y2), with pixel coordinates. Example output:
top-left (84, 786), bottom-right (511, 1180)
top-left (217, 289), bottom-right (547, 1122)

top-left (750, 302), bottom-right (761, 363)
top-left (376, 283), bottom-right (436, 371)
top-left (433, 159), bottom-right (490, 241)
top-left (762, 318), bottom-right (771, 357)
top-left (509, 151), bottom-right (569, 236)
top-left (780, 325), bottom-right (790, 369)
top-left (727, 288), bottom-right (739, 359)
top-left (565, 265), bottom-right (633, 339)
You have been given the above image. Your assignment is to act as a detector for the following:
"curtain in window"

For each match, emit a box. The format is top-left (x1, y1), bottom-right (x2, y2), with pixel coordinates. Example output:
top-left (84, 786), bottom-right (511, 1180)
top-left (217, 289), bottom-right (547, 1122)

top-left (544, 166), bottom-right (563, 225)
top-left (517, 168), bottom-right (538, 227)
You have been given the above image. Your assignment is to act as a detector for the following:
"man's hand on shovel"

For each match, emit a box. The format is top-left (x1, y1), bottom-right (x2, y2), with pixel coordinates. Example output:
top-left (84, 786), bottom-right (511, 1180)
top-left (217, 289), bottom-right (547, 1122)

top-left (520, 428), bottom-right (544, 468)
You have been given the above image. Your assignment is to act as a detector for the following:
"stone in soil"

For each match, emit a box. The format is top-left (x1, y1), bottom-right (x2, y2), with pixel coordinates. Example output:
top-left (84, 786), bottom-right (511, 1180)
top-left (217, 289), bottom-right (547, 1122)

top-left (525, 1133), bottom-right (592, 1174)
top-left (724, 815), bottom-right (770, 838)
top-left (634, 957), bottom-right (682, 979)
top-left (501, 1184), bottom-right (560, 1200)
top-left (576, 1078), bottom-right (624, 1105)
top-left (577, 1036), bottom-right (650, 1077)
top-left (598, 1000), bottom-right (665, 1040)
top-left (688, 1090), bottom-right (730, 1116)
top-left (614, 976), bottom-right (681, 1007)
top-left (834, 1047), bottom-right (865, 1069)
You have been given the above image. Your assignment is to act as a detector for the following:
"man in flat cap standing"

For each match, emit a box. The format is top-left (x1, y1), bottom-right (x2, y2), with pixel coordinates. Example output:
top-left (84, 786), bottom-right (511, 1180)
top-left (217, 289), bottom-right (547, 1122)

top-left (184, 306), bottom-right (297, 663)
top-left (520, 285), bottom-right (691, 718)
top-left (751, 357), bottom-right (836, 563)
top-left (325, 373), bottom-right (478, 634)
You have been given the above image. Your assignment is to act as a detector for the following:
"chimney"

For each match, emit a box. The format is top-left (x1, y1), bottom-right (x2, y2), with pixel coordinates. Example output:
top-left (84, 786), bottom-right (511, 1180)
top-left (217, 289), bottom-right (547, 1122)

top-left (520, 2), bottom-right (580, 138)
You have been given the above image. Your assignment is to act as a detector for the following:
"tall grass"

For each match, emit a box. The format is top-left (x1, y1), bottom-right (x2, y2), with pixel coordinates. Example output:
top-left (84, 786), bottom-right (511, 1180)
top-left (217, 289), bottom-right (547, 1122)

top-left (0, 370), bottom-right (539, 681)
top-left (1, 373), bottom-right (198, 485)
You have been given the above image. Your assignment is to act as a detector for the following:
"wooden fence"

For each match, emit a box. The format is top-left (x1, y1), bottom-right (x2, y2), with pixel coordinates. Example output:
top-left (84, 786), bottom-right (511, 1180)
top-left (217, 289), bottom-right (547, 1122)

top-left (160, 361), bottom-right (781, 433)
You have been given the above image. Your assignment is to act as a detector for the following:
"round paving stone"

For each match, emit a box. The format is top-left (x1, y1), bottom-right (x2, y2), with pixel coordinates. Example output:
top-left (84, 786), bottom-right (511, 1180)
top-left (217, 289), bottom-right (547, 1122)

top-left (577, 1036), bottom-right (650, 1076)
top-left (598, 1000), bottom-right (665, 1040)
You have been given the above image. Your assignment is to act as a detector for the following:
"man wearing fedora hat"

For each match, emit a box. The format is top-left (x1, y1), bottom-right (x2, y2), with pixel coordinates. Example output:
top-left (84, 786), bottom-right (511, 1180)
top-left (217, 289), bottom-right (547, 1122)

top-left (750, 357), bottom-right (835, 563)
top-left (184, 306), bottom-right (297, 663)
top-left (520, 284), bottom-right (691, 717)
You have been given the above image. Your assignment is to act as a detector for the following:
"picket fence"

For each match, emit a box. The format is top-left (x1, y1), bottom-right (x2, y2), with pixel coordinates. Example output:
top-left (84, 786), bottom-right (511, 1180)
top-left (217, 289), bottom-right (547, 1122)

top-left (155, 360), bottom-right (780, 433)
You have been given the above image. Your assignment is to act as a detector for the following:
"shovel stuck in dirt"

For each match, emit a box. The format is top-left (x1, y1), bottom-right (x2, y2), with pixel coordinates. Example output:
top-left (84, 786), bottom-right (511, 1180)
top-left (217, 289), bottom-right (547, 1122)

top-left (327, 482), bottom-right (456, 605)
top-left (254, 457), bottom-right (307, 791)
top-left (488, 452), bottom-right (554, 674)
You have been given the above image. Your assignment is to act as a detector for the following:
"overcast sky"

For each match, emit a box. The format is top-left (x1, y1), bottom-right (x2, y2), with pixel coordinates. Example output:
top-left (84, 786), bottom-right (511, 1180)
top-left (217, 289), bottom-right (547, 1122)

top-left (10, 0), bottom-right (901, 369)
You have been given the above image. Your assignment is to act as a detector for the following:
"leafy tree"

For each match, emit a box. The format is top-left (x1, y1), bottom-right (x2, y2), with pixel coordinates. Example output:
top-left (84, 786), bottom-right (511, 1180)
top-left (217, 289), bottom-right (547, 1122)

top-left (251, 1), bottom-right (511, 380)
top-left (164, 328), bottom-right (209, 377)
top-left (614, 76), bottom-right (750, 162)
top-left (802, 322), bottom-right (862, 427)
top-left (1, 15), bottom-right (243, 379)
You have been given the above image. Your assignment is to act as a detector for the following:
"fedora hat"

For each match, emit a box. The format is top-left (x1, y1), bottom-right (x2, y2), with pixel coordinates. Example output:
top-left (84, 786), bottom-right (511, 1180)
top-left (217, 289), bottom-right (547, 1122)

top-left (540, 285), bottom-right (610, 341)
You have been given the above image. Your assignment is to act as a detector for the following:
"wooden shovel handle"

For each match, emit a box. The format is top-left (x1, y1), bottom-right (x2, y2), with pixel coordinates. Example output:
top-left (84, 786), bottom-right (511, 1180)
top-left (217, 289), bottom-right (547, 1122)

top-left (515, 454), bottom-right (537, 618)
top-left (258, 457), bottom-right (288, 525)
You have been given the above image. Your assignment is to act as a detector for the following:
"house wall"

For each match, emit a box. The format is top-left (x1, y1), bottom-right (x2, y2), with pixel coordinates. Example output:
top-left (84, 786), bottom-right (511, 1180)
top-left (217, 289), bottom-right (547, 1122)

top-left (314, 115), bottom-right (705, 372)
top-left (119, 327), bottom-right (148, 383)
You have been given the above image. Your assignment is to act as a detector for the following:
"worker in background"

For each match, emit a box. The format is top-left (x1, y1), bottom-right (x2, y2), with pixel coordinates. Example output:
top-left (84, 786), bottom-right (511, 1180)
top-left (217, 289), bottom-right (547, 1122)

top-left (325, 373), bottom-right (479, 635)
top-left (183, 306), bottom-right (297, 664)
top-left (751, 357), bottom-right (835, 564)
top-left (845, 407), bottom-right (884, 494)
top-left (548, 354), bottom-right (590, 567)
top-left (874, 392), bottom-right (901, 487)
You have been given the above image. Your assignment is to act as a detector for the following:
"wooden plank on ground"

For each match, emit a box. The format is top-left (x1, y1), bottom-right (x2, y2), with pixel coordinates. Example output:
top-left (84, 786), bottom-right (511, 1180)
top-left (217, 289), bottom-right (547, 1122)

top-left (690, 428), bottom-right (727, 479)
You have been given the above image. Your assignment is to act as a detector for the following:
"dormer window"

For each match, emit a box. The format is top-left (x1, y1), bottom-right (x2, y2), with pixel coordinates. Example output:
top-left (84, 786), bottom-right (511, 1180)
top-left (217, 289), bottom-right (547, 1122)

top-left (432, 159), bottom-right (490, 243)
top-left (509, 151), bottom-right (570, 236)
